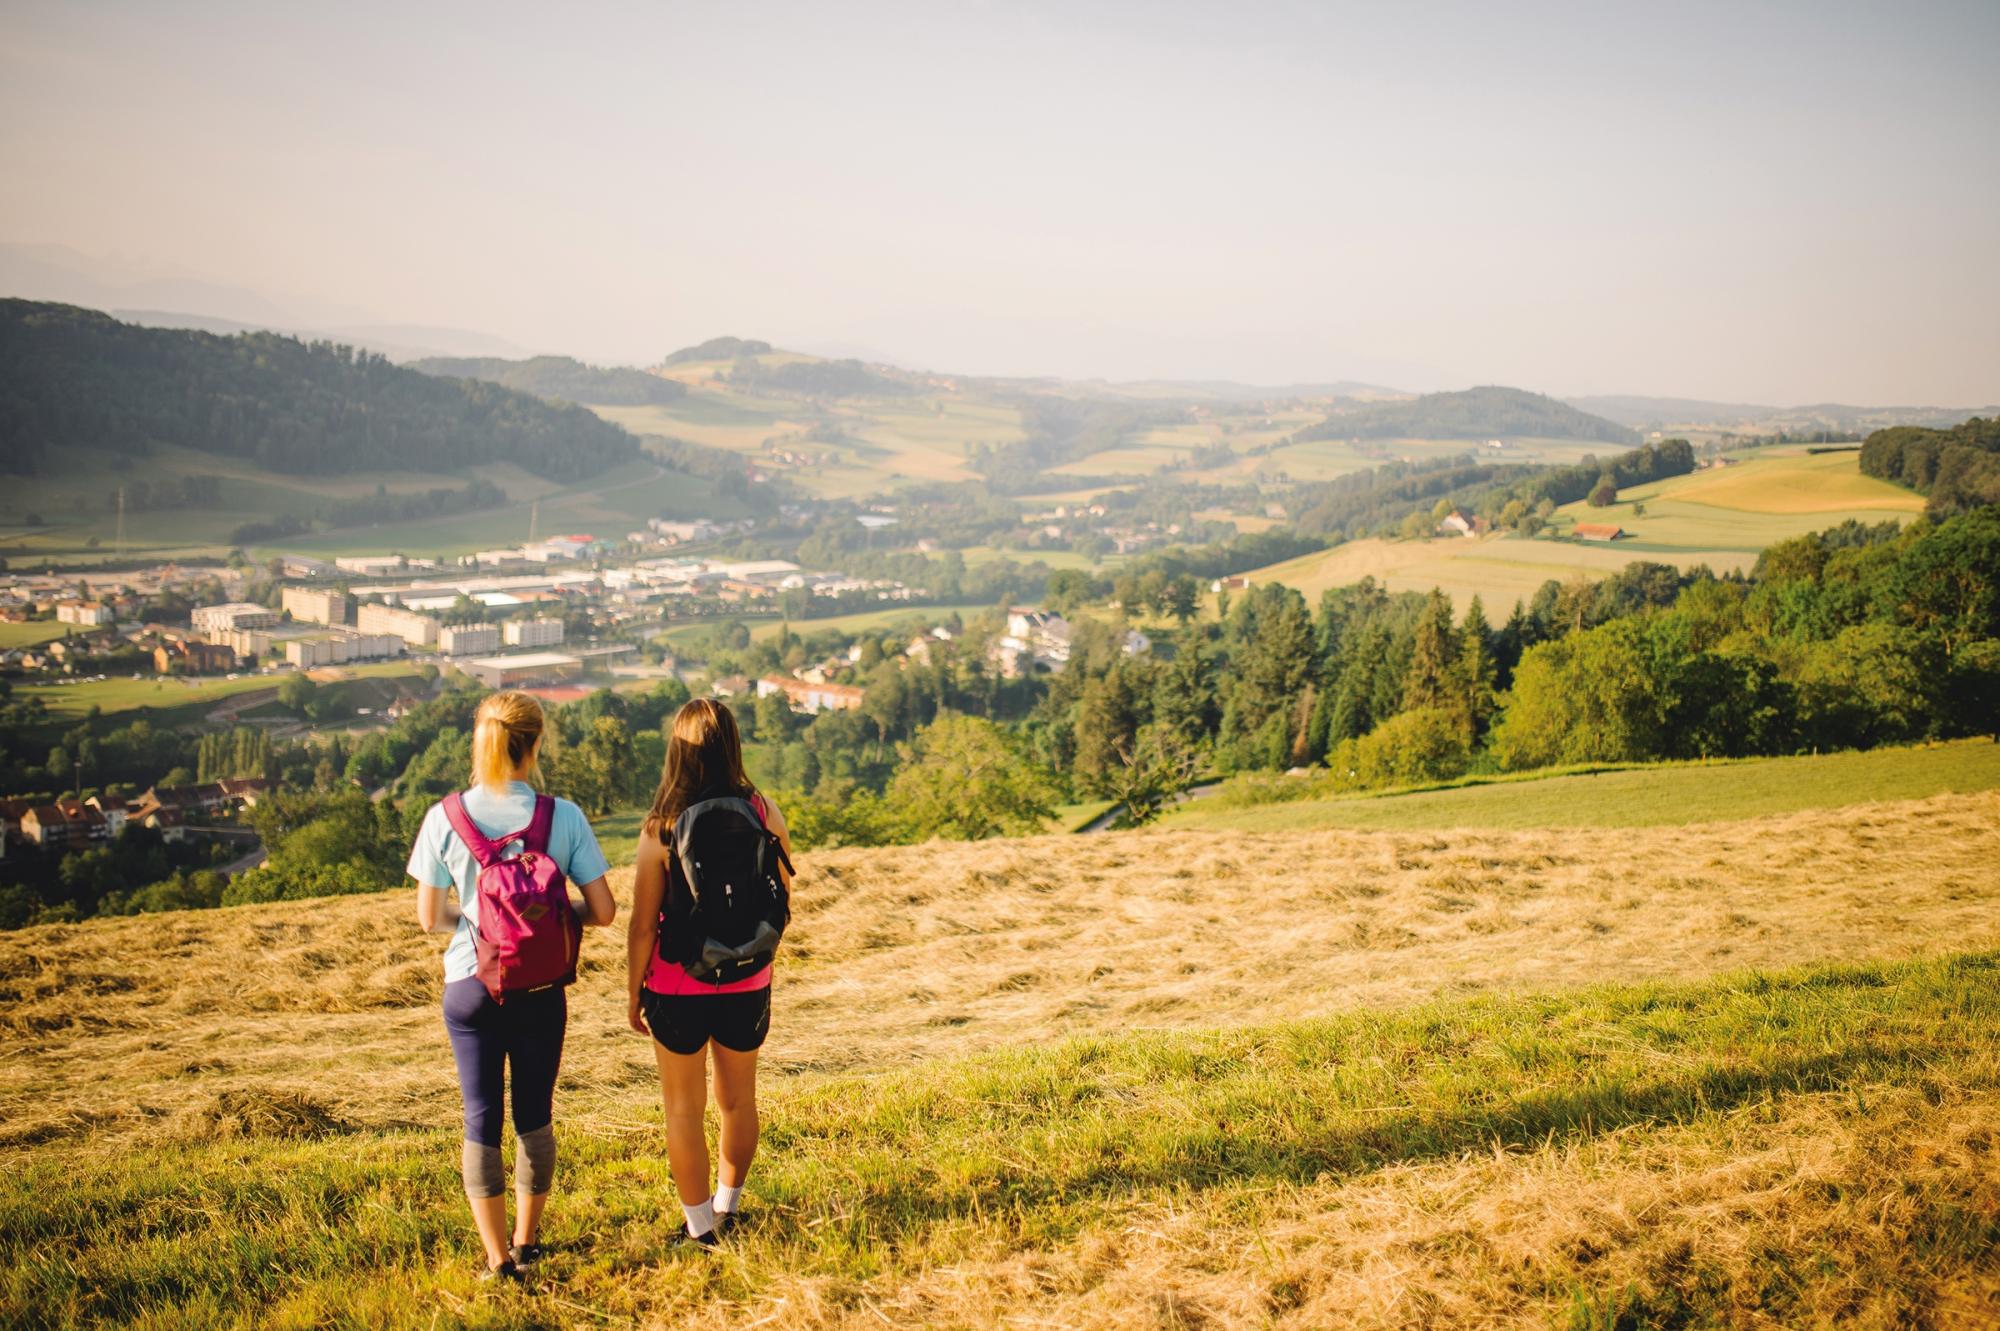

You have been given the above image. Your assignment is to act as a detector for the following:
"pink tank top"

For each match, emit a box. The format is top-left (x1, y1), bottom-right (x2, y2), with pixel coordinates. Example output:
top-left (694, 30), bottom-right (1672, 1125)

top-left (644, 794), bottom-right (775, 996)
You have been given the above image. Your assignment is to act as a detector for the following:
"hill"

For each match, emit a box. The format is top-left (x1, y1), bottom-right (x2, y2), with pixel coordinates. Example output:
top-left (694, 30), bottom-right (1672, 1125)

top-left (1292, 386), bottom-right (1639, 446)
top-left (1245, 448), bottom-right (1921, 611)
top-left (0, 300), bottom-right (639, 481)
top-left (3, 774), bottom-right (1997, 1326)
top-left (408, 354), bottom-right (688, 407)
top-left (662, 335), bottom-right (773, 365)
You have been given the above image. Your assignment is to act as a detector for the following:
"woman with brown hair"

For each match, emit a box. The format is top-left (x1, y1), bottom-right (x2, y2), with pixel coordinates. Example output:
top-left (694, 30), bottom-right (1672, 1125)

top-left (627, 697), bottom-right (794, 1247)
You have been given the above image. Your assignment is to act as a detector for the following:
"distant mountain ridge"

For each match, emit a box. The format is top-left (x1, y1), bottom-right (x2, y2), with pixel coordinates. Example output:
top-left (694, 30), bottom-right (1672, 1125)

top-left (409, 355), bottom-right (687, 407)
top-left (0, 300), bottom-right (639, 481)
top-left (1294, 386), bottom-right (1639, 445)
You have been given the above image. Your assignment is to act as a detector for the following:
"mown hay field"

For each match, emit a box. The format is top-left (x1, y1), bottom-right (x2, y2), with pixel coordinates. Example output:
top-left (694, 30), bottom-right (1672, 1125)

top-left (3, 777), bottom-right (1998, 1327)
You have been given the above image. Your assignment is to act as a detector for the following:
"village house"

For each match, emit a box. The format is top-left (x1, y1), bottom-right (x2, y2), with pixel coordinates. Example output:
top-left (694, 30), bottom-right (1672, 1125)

top-left (1574, 523), bottom-right (1626, 542)
top-left (21, 798), bottom-right (111, 850)
top-left (1436, 507), bottom-right (1483, 538)
top-left (756, 675), bottom-right (866, 714)
top-left (155, 639), bottom-right (237, 676)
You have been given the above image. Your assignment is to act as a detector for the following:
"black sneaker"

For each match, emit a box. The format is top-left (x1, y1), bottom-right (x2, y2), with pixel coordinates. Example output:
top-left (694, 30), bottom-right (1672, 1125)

top-left (678, 1225), bottom-right (720, 1250)
top-left (508, 1242), bottom-right (546, 1266)
top-left (478, 1258), bottom-right (524, 1283)
top-left (716, 1209), bottom-right (747, 1237)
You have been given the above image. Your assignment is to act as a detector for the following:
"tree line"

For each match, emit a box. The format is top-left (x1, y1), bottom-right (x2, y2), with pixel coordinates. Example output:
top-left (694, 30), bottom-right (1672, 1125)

top-left (1858, 416), bottom-right (1999, 516)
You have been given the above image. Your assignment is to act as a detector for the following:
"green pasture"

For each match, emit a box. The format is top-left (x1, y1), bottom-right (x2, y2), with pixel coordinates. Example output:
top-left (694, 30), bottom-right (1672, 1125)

top-left (1165, 739), bottom-right (2000, 834)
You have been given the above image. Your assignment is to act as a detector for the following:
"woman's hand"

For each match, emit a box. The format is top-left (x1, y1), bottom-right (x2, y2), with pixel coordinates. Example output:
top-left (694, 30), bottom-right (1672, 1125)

top-left (628, 992), bottom-right (649, 1035)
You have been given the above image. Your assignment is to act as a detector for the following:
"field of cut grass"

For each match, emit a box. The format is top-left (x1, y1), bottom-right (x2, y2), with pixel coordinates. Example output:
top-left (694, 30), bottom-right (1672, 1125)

top-left (3, 781), bottom-right (1996, 1328)
top-left (0, 621), bottom-right (65, 649)
top-left (1245, 531), bottom-right (1755, 614)
top-left (1168, 739), bottom-right (2000, 833)
top-left (1551, 449), bottom-right (1923, 552)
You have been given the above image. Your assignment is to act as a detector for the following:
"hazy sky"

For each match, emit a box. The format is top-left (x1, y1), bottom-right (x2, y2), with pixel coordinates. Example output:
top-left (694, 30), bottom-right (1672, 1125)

top-left (3, 0), bottom-right (1996, 402)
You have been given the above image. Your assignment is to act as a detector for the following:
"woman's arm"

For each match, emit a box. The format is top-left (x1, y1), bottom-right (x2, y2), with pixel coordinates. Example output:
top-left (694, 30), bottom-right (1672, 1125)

top-left (573, 874), bottom-right (616, 927)
top-left (626, 829), bottom-right (667, 1033)
top-left (414, 880), bottom-right (460, 934)
top-left (764, 799), bottom-right (796, 887)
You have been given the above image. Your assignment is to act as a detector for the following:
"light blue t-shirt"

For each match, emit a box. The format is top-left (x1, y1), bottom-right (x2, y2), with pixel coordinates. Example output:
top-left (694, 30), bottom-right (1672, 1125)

top-left (406, 782), bottom-right (612, 984)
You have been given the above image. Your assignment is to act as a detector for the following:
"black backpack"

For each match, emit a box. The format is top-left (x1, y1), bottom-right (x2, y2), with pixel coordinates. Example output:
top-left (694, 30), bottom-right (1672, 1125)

top-left (660, 795), bottom-right (793, 984)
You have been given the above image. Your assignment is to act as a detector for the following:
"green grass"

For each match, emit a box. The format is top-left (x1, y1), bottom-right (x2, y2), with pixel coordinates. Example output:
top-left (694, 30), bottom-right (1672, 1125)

top-left (3, 952), bottom-right (1993, 1327)
top-left (0, 622), bottom-right (66, 649)
top-left (1166, 739), bottom-right (2000, 833)
top-left (17, 663), bottom-right (427, 727)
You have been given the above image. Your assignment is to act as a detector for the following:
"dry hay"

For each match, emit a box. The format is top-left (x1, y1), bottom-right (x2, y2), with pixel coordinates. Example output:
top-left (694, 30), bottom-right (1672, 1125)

top-left (702, 1085), bottom-right (2000, 1329)
top-left (2, 791), bottom-right (1996, 1153)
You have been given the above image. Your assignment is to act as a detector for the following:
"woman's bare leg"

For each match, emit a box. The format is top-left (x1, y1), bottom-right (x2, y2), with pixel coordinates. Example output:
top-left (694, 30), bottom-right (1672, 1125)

top-left (710, 1043), bottom-right (760, 1189)
top-left (653, 1041), bottom-right (712, 1205)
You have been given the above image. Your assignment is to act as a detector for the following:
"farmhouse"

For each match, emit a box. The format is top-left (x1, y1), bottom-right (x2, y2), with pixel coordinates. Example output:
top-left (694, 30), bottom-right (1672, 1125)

top-left (1574, 523), bottom-right (1626, 542)
top-left (1436, 508), bottom-right (1485, 538)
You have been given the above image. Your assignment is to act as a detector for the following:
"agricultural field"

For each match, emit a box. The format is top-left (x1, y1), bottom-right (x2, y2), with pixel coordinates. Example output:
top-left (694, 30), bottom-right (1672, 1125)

top-left (254, 461), bottom-right (743, 560)
top-left (1242, 532), bottom-right (1752, 614)
top-left (1166, 738), bottom-right (2000, 833)
top-left (594, 386), bottom-right (1010, 499)
top-left (0, 621), bottom-right (65, 650)
top-left (15, 661), bottom-right (427, 728)
top-left (1245, 449), bottom-right (1924, 613)
top-left (3, 761), bottom-right (1996, 1327)
top-left (1551, 447), bottom-right (1925, 551)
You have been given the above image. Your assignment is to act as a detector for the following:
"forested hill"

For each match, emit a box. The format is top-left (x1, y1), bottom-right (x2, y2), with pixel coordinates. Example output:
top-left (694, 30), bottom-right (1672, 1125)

top-left (0, 300), bottom-right (641, 481)
top-left (408, 354), bottom-right (687, 407)
top-left (1294, 386), bottom-right (1640, 445)
top-left (1858, 416), bottom-right (2000, 516)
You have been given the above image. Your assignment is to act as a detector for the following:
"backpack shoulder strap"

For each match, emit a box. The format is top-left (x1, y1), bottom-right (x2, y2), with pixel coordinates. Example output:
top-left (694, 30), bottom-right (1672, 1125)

top-left (440, 791), bottom-right (503, 869)
top-left (524, 794), bottom-right (556, 855)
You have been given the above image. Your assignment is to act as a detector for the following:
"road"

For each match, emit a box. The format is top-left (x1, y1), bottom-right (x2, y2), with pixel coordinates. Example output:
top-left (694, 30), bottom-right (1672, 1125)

top-left (1078, 780), bottom-right (1224, 833)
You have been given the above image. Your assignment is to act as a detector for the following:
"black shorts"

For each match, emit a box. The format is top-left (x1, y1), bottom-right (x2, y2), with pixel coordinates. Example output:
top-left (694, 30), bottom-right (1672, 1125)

top-left (641, 983), bottom-right (771, 1056)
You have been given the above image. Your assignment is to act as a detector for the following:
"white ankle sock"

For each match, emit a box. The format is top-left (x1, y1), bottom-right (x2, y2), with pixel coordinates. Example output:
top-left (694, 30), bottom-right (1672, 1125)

top-left (715, 1183), bottom-right (742, 1214)
top-left (683, 1197), bottom-right (716, 1237)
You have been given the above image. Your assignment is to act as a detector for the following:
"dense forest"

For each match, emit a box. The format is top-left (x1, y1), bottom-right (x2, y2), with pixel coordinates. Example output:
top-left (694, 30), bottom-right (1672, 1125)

top-left (724, 356), bottom-right (913, 399)
top-left (1293, 386), bottom-right (1639, 445)
top-left (408, 355), bottom-right (687, 406)
top-left (1858, 416), bottom-right (2000, 516)
top-left (0, 300), bottom-right (640, 480)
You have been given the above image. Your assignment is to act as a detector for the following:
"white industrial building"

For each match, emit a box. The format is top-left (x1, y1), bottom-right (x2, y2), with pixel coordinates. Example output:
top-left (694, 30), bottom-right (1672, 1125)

top-left (192, 602), bottom-right (280, 635)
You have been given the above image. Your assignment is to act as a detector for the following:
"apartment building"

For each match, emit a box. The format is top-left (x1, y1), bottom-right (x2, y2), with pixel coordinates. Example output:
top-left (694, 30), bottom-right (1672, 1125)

top-left (281, 586), bottom-right (351, 626)
top-left (357, 602), bottom-right (439, 647)
top-left (502, 617), bottom-right (565, 648)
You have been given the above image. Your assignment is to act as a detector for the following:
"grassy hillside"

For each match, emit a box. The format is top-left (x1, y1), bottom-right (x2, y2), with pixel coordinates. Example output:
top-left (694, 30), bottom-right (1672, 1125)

top-left (2, 787), bottom-right (1996, 1326)
top-left (1242, 449), bottom-right (1920, 612)
top-left (1168, 739), bottom-right (2000, 832)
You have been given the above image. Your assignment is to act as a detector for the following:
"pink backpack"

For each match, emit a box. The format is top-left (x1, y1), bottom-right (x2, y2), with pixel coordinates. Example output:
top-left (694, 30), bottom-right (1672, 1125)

top-left (441, 791), bottom-right (580, 1002)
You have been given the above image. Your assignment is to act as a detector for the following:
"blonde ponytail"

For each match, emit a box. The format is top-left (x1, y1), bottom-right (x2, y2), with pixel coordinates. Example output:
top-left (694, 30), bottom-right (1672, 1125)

top-left (471, 690), bottom-right (545, 791)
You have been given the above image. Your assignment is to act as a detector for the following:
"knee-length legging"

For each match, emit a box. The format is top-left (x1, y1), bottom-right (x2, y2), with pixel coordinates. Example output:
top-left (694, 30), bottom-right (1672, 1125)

top-left (442, 977), bottom-right (567, 1147)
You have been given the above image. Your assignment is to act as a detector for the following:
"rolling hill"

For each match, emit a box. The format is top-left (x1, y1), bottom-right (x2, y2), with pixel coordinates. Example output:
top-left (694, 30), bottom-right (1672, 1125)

top-left (1292, 386), bottom-right (1639, 446)
top-left (0, 300), bottom-right (639, 481)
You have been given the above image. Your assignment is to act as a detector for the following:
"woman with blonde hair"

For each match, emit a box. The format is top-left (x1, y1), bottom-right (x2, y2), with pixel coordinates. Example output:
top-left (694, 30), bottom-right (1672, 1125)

top-left (628, 697), bottom-right (794, 1247)
top-left (409, 689), bottom-right (616, 1282)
